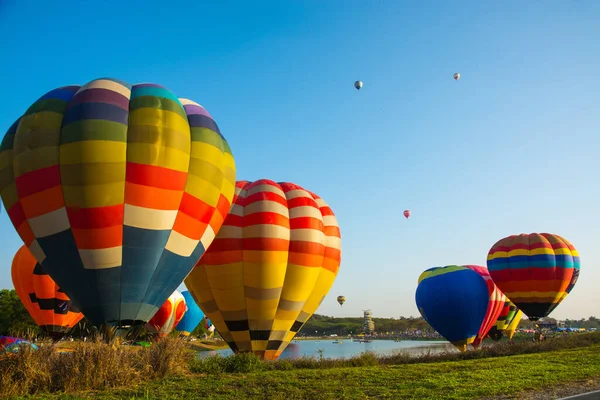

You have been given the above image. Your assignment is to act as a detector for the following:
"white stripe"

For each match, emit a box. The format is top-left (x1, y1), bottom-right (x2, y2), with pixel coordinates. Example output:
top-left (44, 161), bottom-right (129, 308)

top-left (199, 224), bottom-right (216, 251)
top-left (290, 228), bottom-right (324, 243)
top-left (323, 215), bottom-right (339, 227)
top-left (28, 240), bottom-right (46, 263)
top-left (123, 204), bottom-right (178, 230)
top-left (289, 205), bottom-right (322, 220)
top-left (79, 247), bottom-right (122, 269)
top-left (75, 79), bottom-right (131, 98)
top-left (165, 230), bottom-right (199, 257)
top-left (28, 208), bottom-right (70, 237)
top-left (216, 225), bottom-right (243, 239)
top-left (283, 189), bottom-right (310, 200)
top-left (245, 200), bottom-right (289, 217)
top-left (247, 183), bottom-right (285, 197)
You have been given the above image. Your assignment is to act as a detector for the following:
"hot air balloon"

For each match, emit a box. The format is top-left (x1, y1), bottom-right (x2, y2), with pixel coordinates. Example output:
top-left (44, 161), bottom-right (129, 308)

top-left (403, 210), bottom-right (410, 219)
top-left (0, 78), bottom-right (236, 329)
top-left (354, 81), bottom-right (363, 90)
top-left (415, 265), bottom-right (489, 352)
top-left (488, 301), bottom-right (522, 341)
top-left (504, 309), bottom-right (522, 339)
top-left (185, 179), bottom-right (342, 360)
top-left (463, 265), bottom-right (505, 348)
top-left (176, 290), bottom-right (205, 337)
top-left (146, 290), bottom-right (187, 338)
top-left (0, 336), bottom-right (38, 354)
top-left (11, 245), bottom-right (83, 339)
top-left (337, 296), bottom-right (346, 306)
top-left (487, 233), bottom-right (580, 321)
top-left (453, 73), bottom-right (460, 80)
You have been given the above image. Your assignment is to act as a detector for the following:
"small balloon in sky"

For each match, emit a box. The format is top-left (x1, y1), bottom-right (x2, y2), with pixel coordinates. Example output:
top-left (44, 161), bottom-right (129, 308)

top-left (354, 80), bottom-right (363, 90)
top-left (453, 73), bottom-right (461, 81)
top-left (403, 210), bottom-right (411, 219)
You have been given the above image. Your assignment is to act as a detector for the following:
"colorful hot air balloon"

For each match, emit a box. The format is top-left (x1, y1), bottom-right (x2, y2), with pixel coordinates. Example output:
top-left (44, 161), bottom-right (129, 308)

top-left (176, 290), bottom-right (205, 336)
top-left (463, 265), bottom-right (506, 348)
top-left (185, 179), bottom-right (342, 360)
top-left (403, 210), bottom-right (410, 219)
top-left (416, 266), bottom-right (489, 352)
top-left (504, 309), bottom-right (523, 339)
top-left (0, 78), bottom-right (236, 328)
top-left (0, 336), bottom-right (39, 354)
top-left (11, 245), bottom-right (83, 339)
top-left (354, 81), bottom-right (363, 90)
top-left (488, 300), bottom-right (521, 341)
top-left (337, 296), bottom-right (346, 306)
top-left (487, 233), bottom-right (580, 321)
top-left (146, 290), bottom-right (187, 338)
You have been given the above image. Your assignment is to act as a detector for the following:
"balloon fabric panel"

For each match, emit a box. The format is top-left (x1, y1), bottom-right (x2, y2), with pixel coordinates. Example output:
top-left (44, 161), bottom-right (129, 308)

top-left (146, 290), bottom-right (187, 337)
top-left (176, 290), bottom-right (205, 335)
top-left (185, 179), bottom-right (341, 360)
top-left (0, 79), bottom-right (236, 327)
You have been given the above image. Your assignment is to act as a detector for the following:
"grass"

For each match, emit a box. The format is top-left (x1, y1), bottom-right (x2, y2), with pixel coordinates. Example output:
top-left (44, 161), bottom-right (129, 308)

top-left (2, 333), bottom-right (599, 399)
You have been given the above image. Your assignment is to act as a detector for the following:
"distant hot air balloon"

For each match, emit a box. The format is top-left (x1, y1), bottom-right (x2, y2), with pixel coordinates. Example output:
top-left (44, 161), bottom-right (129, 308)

top-left (354, 81), bottom-right (363, 90)
top-left (146, 290), bottom-right (187, 338)
top-left (11, 245), bottom-right (83, 339)
top-left (176, 290), bottom-right (205, 337)
top-left (453, 73), bottom-right (460, 81)
top-left (0, 78), bottom-right (236, 329)
top-left (185, 179), bottom-right (342, 360)
top-left (463, 265), bottom-right (506, 348)
top-left (416, 266), bottom-right (489, 352)
top-left (487, 233), bottom-right (580, 321)
top-left (337, 296), bottom-right (346, 306)
top-left (488, 300), bottom-right (521, 341)
top-left (403, 210), bottom-right (411, 219)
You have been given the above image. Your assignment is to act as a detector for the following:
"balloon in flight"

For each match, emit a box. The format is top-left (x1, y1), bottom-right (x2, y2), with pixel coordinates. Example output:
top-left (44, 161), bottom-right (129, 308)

top-left (337, 296), bottom-right (346, 306)
top-left (175, 290), bottom-right (205, 336)
top-left (403, 210), bottom-right (411, 219)
top-left (11, 245), bottom-right (83, 339)
top-left (463, 265), bottom-right (505, 348)
top-left (453, 73), bottom-right (460, 81)
top-left (185, 179), bottom-right (342, 360)
top-left (354, 80), bottom-right (363, 90)
top-left (416, 265), bottom-right (489, 351)
top-left (487, 233), bottom-right (580, 321)
top-left (146, 290), bottom-right (187, 338)
top-left (0, 78), bottom-right (236, 328)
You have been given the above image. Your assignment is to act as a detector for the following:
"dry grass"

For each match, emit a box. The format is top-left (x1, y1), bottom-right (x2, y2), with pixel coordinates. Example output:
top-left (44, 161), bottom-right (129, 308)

top-left (0, 337), bottom-right (191, 398)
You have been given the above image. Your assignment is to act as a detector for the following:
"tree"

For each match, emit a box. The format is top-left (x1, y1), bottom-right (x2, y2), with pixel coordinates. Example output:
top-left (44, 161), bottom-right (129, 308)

top-left (0, 289), bottom-right (37, 335)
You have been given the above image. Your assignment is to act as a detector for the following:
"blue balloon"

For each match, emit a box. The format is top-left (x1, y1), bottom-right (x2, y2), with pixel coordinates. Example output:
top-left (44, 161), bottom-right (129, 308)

top-left (415, 265), bottom-right (489, 351)
top-left (176, 291), bottom-right (204, 336)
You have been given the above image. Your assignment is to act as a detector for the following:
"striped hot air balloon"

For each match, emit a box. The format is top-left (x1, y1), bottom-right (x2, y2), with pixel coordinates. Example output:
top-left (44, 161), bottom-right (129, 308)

top-left (488, 300), bottom-right (522, 341)
top-left (0, 78), bottom-right (236, 328)
top-left (185, 179), bottom-right (342, 360)
top-left (11, 245), bottom-right (83, 339)
top-left (487, 233), bottom-right (580, 321)
top-left (146, 290), bottom-right (187, 338)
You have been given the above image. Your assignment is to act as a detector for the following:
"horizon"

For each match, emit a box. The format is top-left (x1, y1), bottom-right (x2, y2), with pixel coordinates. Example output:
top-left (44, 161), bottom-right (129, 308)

top-left (1, 1), bottom-right (599, 321)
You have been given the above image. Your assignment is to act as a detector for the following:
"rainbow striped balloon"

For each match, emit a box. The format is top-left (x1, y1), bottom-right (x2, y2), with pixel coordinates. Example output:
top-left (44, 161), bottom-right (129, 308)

top-left (185, 179), bottom-right (342, 360)
top-left (0, 78), bottom-right (236, 327)
top-left (487, 233), bottom-right (580, 321)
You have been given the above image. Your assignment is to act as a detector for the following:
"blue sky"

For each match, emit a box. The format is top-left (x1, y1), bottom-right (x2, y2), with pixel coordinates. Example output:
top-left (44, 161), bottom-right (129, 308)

top-left (1, 1), bottom-right (599, 320)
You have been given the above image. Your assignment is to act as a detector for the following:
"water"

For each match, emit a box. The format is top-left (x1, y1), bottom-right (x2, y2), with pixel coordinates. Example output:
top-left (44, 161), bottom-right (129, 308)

top-left (198, 339), bottom-right (455, 360)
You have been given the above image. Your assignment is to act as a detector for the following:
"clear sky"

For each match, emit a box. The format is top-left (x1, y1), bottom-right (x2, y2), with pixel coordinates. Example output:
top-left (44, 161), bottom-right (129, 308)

top-left (1, 1), bottom-right (599, 320)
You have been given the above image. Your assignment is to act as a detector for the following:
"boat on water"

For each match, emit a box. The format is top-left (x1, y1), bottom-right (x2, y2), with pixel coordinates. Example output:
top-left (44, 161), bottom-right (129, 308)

top-left (332, 340), bottom-right (343, 344)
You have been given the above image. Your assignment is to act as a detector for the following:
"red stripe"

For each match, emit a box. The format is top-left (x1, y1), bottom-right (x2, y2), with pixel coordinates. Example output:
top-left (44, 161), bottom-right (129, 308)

top-left (243, 237), bottom-right (289, 251)
top-left (236, 180), bottom-right (250, 189)
top-left (489, 267), bottom-right (572, 282)
top-left (243, 212), bottom-right (289, 228)
top-left (15, 165), bottom-right (60, 197)
top-left (179, 193), bottom-right (213, 223)
top-left (8, 203), bottom-right (26, 228)
top-left (492, 242), bottom-right (553, 252)
top-left (67, 205), bottom-right (124, 229)
top-left (289, 241), bottom-right (325, 255)
top-left (290, 217), bottom-right (323, 230)
top-left (287, 196), bottom-right (317, 208)
top-left (245, 191), bottom-right (287, 207)
top-left (207, 238), bottom-right (243, 252)
top-left (279, 182), bottom-right (304, 193)
top-left (225, 214), bottom-right (243, 228)
top-left (215, 193), bottom-right (231, 217)
top-left (126, 162), bottom-right (188, 190)
top-left (319, 206), bottom-right (335, 216)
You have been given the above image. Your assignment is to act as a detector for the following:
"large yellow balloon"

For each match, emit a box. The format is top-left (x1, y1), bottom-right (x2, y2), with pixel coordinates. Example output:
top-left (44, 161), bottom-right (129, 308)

top-left (185, 179), bottom-right (342, 360)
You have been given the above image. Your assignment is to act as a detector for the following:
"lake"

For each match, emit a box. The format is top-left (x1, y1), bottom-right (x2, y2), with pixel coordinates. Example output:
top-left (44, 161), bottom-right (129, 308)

top-left (199, 339), bottom-right (455, 360)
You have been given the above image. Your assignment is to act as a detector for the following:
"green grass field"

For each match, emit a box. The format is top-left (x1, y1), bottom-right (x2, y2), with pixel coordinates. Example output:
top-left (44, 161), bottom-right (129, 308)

top-left (21, 344), bottom-right (600, 400)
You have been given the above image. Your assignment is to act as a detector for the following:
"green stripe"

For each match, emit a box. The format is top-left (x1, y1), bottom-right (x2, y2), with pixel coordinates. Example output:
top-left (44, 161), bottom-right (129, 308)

top-left (61, 163), bottom-right (126, 185)
top-left (24, 98), bottom-right (69, 116)
top-left (129, 96), bottom-right (187, 120)
top-left (60, 120), bottom-right (128, 144)
top-left (191, 127), bottom-right (226, 151)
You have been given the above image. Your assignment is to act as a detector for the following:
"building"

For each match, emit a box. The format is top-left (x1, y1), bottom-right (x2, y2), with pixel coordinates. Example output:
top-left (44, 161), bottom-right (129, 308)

top-left (363, 310), bottom-right (375, 334)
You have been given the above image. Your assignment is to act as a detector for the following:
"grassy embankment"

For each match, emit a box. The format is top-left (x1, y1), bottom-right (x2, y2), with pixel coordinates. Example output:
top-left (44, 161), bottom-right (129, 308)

top-left (2, 333), bottom-right (600, 399)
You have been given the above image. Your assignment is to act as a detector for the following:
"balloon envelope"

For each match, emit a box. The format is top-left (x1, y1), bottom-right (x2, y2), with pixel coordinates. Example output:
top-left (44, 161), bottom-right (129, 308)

top-left (354, 81), bottom-right (363, 90)
top-left (146, 290), bottom-right (187, 338)
top-left (0, 78), bottom-right (236, 328)
top-left (176, 290), bottom-right (205, 336)
top-left (403, 210), bottom-right (410, 219)
top-left (416, 266), bottom-right (489, 351)
top-left (463, 265), bottom-right (505, 347)
top-left (337, 296), bottom-right (346, 306)
top-left (488, 300), bottom-right (520, 341)
top-left (487, 233), bottom-right (580, 321)
top-left (453, 73), bottom-right (460, 80)
top-left (11, 245), bottom-right (83, 337)
top-left (185, 179), bottom-right (342, 360)
top-left (0, 336), bottom-right (38, 354)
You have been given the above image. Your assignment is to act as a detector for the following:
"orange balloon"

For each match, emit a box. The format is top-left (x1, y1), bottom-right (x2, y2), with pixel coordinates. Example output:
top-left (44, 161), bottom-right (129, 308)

top-left (11, 245), bottom-right (83, 337)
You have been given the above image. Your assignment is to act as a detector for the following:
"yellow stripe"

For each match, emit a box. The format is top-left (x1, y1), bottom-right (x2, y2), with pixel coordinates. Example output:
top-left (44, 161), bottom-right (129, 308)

top-left (128, 108), bottom-right (189, 134)
top-left (418, 265), bottom-right (464, 284)
top-left (126, 143), bottom-right (190, 171)
top-left (184, 175), bottom-right (222, 207)
top-left (13, 147), bottom-right (59, 174)
top-left (62, 182), bottom-right (125, 208)
top-left (504, 291), bottom-right (565, 299)
top-left (60, 142), bottom-right (127, 164)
